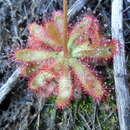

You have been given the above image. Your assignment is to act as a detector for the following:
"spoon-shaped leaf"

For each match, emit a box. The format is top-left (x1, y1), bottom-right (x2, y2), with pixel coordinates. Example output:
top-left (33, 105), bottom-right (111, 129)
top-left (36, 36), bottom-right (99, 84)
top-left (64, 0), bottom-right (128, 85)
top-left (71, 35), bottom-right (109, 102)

top-left (29, 70), bottom-right (55, 90)
top-left (71, 40), bottom-right (116, 59)
top-left (68, 15), bottom-right (93, 52)
top-left (53, 11), bottom-right (64, 43)
top-left (70, 59), bottom-right (105, 101)
top-left (29, 23), bottom-right (62, 48)
top-left (15, 49), bottom-right (58, 62)
top-left (56, 66), bottom-right (73, 109)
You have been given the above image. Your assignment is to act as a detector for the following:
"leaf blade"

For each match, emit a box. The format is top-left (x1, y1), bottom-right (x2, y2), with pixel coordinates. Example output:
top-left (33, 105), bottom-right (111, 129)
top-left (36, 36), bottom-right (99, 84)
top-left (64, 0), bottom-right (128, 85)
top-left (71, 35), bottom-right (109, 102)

top-left (29, 23), bottom-right (61, 48)
top-left (56, 66), bottom-right (73, 109)
top-left (29, 70), bottom-right (56, 97)
top-left (71, 39), bottom-right (117, 59)
top-left (70, 59), bottom-right (106, 101)
top-left (72, 44), bottom-right (114, 59)
top-left (68, 15), bottom-right (93, 52)
top-left (15, 49), bottom-right (58, 62)
top-left (53, 11), bottom-right (64, 44)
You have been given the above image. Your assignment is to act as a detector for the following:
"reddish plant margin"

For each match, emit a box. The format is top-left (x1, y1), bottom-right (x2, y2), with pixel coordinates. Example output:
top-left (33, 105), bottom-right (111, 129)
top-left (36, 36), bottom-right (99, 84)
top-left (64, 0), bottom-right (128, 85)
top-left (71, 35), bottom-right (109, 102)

top-left (12, 8), bottom-right (117, 109)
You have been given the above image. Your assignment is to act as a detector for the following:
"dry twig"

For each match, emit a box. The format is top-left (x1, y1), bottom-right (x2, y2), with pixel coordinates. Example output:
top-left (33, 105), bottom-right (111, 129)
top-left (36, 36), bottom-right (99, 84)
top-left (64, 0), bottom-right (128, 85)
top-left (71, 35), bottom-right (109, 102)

top-left (0, 67), bottom-right (21, 104)
top-left (112, 0), bottom-right (130, 129)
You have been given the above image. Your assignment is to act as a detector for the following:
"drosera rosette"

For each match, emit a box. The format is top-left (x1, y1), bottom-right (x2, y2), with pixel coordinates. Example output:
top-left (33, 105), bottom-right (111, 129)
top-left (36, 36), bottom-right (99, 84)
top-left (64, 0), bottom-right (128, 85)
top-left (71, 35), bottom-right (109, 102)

top-left (13, 9), bottom-right (117, 109)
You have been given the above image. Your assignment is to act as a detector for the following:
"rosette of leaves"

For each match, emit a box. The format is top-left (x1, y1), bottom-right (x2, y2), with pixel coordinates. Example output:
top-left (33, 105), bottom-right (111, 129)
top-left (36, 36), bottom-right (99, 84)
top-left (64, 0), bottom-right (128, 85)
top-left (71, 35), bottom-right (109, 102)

top-left (14, 11), bottom-right (117, 109)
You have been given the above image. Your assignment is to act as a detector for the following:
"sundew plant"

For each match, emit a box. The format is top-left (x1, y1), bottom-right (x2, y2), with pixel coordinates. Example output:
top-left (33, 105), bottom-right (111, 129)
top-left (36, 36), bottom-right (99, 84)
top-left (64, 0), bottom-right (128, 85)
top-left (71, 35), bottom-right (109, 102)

top-left (13, 0), bottom-right (117, 109)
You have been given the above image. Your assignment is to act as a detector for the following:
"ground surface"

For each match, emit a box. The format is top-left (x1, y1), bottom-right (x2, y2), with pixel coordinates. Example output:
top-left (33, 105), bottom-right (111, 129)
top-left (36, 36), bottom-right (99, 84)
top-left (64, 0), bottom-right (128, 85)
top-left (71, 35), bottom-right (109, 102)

top-left (0, 0), bottom-right (130, 130)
